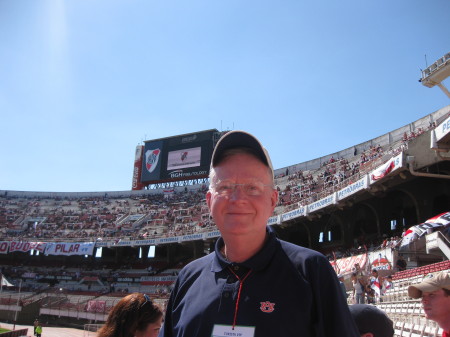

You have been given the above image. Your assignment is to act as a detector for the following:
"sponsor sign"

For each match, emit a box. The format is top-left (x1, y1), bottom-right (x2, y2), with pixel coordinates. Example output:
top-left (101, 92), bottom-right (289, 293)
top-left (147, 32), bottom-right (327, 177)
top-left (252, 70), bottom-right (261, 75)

top-left (308, 193), bottom-right (336, 213)
top-left (117, 277), bottom-right (134, 282)
top-left (435, 115), bottom-right (450, 142)
top-left (281, 207), bottom-right (307, 222)
top-left (45, 242), bottom-right (95, 256)
top-left (267, 215), bottom-right (280, 226)
top-left (140, 276), bottom-right (177, 282)
top-left (132, 145), bottom-right (145, 190)
top-left (9, 241), bottom-right (46, 253)
top-left (96, 230), bottom-right (222, 247)
top-left (206, 230), bottom-right (221, 238)
top-left (371, 254), bottom-right (391, 270)
top-left (330, 254), bottom-right (368, 275)
top-left (167, 169), bottom-right (209, 180)
top-left (0, 242), bottom-right (9, 254)
top-left (56, 275), bottom-right (73, 280)
top-left (86, 300), bottom-right (106, 313)
top-left (369, 153), bottom-right (403, 184)
top-left (337, 176), bottom-right (368, 201)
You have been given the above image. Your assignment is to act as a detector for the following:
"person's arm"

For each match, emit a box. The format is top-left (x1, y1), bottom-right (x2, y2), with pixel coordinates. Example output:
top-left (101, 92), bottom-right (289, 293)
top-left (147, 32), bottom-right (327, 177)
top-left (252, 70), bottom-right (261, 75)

top-left (307, 255), bottom-right (361, 337)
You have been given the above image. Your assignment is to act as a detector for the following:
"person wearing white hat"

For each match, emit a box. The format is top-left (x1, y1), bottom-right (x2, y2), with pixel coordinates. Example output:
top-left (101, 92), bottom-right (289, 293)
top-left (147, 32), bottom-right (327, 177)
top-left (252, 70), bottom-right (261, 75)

top-left (408, 271), bottom-right (450, 336)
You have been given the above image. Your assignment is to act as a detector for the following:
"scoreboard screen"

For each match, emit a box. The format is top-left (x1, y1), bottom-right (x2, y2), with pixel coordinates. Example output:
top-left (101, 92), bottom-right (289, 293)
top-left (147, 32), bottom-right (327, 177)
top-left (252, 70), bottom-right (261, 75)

top-left (140, 129), bottom-right (219, 184)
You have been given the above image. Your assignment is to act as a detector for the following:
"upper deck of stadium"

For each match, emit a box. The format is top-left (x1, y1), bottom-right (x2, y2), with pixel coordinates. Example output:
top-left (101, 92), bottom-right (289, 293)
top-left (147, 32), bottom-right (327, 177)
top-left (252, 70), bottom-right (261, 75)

top-left (1, 104), bottom-right (450, 246)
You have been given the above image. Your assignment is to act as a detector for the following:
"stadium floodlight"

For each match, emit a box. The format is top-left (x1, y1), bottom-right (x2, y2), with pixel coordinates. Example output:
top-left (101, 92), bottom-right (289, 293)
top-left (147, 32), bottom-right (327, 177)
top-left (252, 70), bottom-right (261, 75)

top-left (420, 52), bottom-right (450, 98)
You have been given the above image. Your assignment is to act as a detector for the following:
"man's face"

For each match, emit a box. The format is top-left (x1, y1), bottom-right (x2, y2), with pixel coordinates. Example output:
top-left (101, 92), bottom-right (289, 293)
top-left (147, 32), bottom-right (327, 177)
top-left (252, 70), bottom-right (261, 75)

top-left (421, 289), bottom-right (450, 324)
top-left (206, 152), bottom-right (278, 238)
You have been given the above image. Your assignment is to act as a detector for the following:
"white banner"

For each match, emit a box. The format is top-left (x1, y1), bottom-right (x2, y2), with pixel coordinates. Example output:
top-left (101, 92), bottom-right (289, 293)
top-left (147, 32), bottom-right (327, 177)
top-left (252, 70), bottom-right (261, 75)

top-left (308, 193), bottom-right (337, 213)
top-left (45, 242), bottom-right (95, 256)
top-left (9, 241), bottom-right (46, 253)
top-left (0, 242), bottom-right (9, 254)
top-left (435, 115), bottom-right (450, 142)
top-left (369, 153), bottom-right (403, 184)
top-left (337, 176), bottom-right (368, 201)
top-left (267, 215), bottom-right (280, 226)
top-left (140, 275), bottom-right (178, 282)
top-left (95, 230), bottom-right (222, 248)
top-left (281, 206), bottom-right (307, 222)
top-left (330, 254), bottom-right (368, 275)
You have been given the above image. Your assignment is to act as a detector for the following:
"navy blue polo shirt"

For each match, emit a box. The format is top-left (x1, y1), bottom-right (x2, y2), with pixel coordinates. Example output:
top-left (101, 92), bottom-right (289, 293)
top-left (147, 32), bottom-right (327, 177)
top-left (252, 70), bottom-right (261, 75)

top-left (159, 230), bottom-right (360, 337)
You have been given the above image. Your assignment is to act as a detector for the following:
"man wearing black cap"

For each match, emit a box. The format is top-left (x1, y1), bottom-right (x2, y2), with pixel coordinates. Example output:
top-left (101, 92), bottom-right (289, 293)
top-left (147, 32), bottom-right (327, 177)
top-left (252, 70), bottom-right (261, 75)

top-left (408, 271), bottom-right (450, 336)
top-left (159, 131), bottom-right (360, 337)
top-left (349, 304), bottom-right (394, 337)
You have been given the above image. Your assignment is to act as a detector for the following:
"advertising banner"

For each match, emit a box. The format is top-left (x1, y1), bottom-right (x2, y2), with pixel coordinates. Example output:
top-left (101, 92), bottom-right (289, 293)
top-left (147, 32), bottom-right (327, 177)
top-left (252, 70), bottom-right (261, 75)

top-left (308, 193), bottom-right (336, 213)
top-left (86, 300), bottom-right (106, 313)
top-left (435, 115), bottom-right (450, 142)
top-left (9, 241), bottom-right (46, 253)
top-left (0, 242), bottom-right (9, 254)
top-left (330, 254), bottom-right (368, 275)
top-left (132, 145), bottom-right (145, 190)
top-left (45, 242), bottom-right (95, 256)
top-left (369, 153), bottom-right (403, 184)
top-left (281, 206), bottom-right (307, 222)
top-left (337, 176), bottom-right (368, 201)
top-left (267, 215), bottom-right (280, 226)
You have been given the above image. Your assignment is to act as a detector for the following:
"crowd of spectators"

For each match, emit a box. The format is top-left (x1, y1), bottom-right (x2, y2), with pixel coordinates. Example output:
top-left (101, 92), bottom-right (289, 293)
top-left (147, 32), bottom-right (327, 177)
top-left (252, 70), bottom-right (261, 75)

top-left (275, 123), bottom-right (436, 212)
top-left (0, 123), bottom-right (436, 243)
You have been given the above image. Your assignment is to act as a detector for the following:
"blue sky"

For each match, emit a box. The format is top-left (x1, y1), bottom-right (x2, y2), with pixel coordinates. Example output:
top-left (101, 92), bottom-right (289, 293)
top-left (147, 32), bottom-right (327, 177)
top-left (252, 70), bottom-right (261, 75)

top-left (0, 0), bottom-right (449, 192)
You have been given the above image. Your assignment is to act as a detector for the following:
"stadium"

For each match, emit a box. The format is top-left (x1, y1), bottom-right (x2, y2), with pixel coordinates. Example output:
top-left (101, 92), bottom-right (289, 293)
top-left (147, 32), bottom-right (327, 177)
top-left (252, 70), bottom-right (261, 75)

top-left (1, 55), bottom-right (450, 337)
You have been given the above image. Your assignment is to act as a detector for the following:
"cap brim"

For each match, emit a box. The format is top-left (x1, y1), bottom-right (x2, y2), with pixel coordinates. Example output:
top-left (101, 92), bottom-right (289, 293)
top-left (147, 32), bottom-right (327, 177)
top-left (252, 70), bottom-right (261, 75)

top-left (408, 285), bottom-right (423, 299)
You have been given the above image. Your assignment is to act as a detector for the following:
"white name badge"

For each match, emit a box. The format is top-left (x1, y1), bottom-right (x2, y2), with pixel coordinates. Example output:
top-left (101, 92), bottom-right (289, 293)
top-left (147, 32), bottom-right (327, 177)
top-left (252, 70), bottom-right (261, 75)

top-left (211, 324), bottom-right (255, 337)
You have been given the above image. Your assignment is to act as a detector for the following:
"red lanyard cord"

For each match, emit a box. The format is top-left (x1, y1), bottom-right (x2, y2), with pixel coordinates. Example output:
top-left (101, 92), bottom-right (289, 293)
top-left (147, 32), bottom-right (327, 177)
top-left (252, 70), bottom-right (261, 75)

top-left (228, 267), bottom-right (252, 330)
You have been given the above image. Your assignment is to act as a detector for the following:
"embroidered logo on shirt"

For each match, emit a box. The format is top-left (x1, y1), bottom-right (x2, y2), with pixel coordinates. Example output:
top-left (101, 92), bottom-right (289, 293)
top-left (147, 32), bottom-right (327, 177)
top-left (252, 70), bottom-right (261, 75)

top-left (260, 301), bottom-right (275, 313)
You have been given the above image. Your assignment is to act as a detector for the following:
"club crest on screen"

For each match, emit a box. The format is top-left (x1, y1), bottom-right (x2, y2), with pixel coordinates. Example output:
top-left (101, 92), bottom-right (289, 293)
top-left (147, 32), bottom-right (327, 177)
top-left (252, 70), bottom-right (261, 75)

top-left (145, 149), bottom-right (161, 173)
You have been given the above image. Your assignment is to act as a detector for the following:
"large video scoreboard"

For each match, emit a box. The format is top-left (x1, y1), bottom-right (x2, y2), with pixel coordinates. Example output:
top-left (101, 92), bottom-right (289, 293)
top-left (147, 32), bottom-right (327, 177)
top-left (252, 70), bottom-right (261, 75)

top-left (133, 129), bottom-right (220, 188)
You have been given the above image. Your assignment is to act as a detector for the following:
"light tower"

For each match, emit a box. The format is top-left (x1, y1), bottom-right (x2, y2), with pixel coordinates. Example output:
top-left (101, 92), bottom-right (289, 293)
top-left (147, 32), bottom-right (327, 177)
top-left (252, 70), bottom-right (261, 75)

top-left (420, 52), bottom-right (450, 98)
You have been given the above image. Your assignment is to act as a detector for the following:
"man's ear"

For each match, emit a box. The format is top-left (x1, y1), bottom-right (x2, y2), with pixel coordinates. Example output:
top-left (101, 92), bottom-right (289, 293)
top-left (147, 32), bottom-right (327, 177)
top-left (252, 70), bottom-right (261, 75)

top-left (206, 190), bottom-right (212, 210)
top-left (271, 189), bottom-right (279, 209)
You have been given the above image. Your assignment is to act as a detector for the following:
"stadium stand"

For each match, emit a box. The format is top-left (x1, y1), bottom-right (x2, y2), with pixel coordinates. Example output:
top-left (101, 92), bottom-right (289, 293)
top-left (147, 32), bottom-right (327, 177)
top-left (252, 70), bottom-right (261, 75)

top-left (1, 105), bottom-right (449, 332)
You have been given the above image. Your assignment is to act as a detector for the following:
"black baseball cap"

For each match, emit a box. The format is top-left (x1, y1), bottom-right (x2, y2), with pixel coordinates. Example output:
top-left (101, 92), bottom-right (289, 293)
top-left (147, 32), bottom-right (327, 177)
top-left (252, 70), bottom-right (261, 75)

top-left (211, 130), bottom-right (274, 178)
top-left (349, 304), bottom-right (394, 337)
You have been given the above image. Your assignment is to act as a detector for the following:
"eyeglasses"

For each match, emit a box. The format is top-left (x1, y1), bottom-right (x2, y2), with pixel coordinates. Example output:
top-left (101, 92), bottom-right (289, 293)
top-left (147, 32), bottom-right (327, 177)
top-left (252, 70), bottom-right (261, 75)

top-left (211, 181), bottom-right (273, 197)
top-left (140, 293), bottom-right (152, 308)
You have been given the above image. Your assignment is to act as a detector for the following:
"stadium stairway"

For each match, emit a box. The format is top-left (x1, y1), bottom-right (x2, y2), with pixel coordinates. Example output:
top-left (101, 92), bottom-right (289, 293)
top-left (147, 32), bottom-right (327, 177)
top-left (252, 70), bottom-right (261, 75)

top-left (15, 298), bottom-right (41, 325)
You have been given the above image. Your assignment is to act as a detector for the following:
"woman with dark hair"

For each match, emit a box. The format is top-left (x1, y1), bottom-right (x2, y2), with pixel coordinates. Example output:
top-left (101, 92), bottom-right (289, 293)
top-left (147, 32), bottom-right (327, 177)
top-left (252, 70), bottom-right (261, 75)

top-left (97, 293), bottom-right (163, 337)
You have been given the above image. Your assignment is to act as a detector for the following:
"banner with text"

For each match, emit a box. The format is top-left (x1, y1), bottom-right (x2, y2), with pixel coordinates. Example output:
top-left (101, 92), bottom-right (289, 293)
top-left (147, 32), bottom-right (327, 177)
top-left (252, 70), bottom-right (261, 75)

top-left (369, 153), bottom-right (403, 184)
top-left (45, 242), bottom-right (95, 256)
top-left (337, 176), bottom-right (369, 201)
top-left (308, 193), bottom-right (337, 213)
top-left (0, 242), bottom-right (9, 254)
top-left (9, 241), bottom-right (47, 253)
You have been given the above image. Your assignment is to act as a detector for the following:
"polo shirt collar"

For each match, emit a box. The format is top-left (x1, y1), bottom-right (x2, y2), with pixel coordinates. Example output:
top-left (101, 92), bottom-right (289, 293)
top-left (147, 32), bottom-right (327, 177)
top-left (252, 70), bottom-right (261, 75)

top-left (211, 228), bottom-right (278, 273)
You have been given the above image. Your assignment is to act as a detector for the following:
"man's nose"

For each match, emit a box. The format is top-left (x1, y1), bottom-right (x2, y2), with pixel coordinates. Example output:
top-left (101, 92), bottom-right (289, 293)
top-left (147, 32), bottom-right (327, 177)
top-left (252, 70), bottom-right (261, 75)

top-left (229, 185), bottom-right (247, 200)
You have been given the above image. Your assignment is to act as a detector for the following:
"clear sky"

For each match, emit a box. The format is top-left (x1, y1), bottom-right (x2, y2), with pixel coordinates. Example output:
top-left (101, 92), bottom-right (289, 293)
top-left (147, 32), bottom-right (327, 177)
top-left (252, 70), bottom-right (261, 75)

top-left (0, 0), bottom-right (449, 192)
